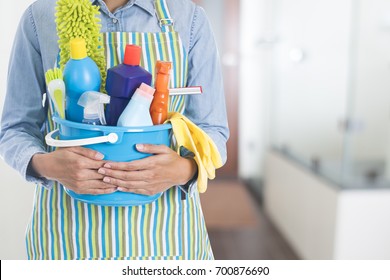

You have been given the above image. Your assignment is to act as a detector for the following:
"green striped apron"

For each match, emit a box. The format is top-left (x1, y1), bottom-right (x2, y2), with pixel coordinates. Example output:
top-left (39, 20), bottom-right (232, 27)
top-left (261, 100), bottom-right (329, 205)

top-left (25, 0), bottom-right (213, 260)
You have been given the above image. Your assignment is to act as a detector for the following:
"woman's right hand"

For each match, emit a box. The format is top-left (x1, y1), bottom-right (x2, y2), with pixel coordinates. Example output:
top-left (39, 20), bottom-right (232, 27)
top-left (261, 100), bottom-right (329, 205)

top-left (31, 147), bottom-right (117, 194)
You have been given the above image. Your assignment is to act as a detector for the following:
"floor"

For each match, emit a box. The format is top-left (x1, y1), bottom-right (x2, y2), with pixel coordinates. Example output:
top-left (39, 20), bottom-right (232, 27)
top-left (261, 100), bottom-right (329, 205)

top-left (200, 179), bottom-right (300, 260)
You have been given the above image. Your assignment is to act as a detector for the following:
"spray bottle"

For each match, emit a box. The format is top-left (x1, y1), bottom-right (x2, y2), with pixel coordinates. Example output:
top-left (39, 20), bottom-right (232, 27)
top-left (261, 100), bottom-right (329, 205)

top-left (77, 91), bottom-right (110, 125)
top-left (150, 61), bottom-right (172, 125)
top-left (117, 83), bottom-right (155, 127)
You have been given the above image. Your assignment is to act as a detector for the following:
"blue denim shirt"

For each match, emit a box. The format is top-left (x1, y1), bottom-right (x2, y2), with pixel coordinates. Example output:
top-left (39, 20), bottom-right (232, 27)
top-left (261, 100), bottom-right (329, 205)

top-left (0, 0), bottom-right (229, 189)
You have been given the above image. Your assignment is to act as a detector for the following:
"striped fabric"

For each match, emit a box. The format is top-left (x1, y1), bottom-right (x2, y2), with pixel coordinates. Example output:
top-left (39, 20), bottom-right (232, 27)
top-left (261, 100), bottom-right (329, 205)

top-left (25, 0), bottom-right (213, 260)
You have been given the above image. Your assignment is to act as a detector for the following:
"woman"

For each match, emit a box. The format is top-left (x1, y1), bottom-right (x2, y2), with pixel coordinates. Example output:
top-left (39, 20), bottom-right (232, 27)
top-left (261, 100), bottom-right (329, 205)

top-left (0, 0), bottom-right (228, 260)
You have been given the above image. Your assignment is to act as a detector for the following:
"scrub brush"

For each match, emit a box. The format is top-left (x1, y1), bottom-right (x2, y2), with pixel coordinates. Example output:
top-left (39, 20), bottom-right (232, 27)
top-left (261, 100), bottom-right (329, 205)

top-left (55, 0), bottom-right (106, 91)
top-left (45, 68), bottom-right (66, 119)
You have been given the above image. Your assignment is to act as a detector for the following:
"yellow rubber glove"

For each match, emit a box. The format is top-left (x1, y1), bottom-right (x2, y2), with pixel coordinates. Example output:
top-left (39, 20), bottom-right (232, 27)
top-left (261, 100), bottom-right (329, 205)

top-left (166, 112), bottom-right (223, 193)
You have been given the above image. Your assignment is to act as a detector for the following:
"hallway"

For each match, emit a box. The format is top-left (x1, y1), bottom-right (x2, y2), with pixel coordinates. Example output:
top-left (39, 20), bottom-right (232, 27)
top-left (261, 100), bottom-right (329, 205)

top-left (201, 180), bottom-right (299, 260)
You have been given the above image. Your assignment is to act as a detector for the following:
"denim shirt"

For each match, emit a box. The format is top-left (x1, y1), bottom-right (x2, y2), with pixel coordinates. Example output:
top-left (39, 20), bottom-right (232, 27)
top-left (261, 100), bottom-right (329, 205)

top-left (0, 0), bottom-right (229, 189)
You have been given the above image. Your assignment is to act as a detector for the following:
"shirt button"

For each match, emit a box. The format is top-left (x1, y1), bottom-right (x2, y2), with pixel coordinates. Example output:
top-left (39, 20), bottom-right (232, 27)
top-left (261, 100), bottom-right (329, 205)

top-left (112, 18), bottom-right (118, 23)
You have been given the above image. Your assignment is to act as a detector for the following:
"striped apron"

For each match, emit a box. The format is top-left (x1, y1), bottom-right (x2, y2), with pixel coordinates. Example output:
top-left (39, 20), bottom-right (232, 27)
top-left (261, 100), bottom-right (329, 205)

top-left (25, 0), bottom-right (214, 260)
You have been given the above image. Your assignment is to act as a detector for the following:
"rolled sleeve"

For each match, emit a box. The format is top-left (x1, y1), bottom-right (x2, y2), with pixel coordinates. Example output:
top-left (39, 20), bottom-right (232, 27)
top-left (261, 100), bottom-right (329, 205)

top-left (0, 5), bottom-right (49, 186)
top-left (185, 6), bottom-right (229, 166)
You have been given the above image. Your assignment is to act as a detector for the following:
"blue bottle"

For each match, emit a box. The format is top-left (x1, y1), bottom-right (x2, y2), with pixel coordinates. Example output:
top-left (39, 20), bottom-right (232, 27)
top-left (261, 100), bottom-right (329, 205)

top-left (105, 44), bottom-right (152, 126)
top-left (63, 38), bottom-right (101, 123)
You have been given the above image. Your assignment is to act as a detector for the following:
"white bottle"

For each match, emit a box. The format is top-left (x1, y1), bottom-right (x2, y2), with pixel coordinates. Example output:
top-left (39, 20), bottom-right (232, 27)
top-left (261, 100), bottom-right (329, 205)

top-left (117, 83), bottom-right (155, 127)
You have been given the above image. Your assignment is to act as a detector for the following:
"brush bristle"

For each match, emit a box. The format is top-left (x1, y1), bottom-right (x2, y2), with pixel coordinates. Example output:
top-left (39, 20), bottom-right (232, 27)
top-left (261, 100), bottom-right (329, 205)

top-left (55, 0), bottom-right (106, 91)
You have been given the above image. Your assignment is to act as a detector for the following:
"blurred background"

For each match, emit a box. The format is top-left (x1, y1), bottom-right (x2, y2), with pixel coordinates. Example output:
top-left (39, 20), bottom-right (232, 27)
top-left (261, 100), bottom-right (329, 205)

top-left (1, 0), bottom-right (390, 260)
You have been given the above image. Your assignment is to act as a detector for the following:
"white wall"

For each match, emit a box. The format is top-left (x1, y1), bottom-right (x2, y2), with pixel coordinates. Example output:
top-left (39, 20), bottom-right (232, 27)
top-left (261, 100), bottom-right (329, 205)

top-left (240, 0), bottom-right (390, 180)
top-left (0, 0), bottom-right (36, 260)
top-left (351, 0), bottom-right (390, 160)
top-left (239, 0), bottom-right (271, 180)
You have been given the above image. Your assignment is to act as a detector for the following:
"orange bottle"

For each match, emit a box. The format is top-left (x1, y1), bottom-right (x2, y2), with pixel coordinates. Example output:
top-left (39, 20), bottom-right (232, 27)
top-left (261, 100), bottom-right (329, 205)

top-left (150, 61), bottom-right (172, 125)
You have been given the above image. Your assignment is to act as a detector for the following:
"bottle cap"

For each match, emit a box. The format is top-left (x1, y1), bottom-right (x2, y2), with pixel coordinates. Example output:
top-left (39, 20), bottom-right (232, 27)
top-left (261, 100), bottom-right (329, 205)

top-left (70, 38), bottom-right (87, 60)
top-left (156, 61), bottom-right (172, 74)
top-left (124, 45), bottom-right (142, 66)
top-left (134, 83), bottom-right (155, 102)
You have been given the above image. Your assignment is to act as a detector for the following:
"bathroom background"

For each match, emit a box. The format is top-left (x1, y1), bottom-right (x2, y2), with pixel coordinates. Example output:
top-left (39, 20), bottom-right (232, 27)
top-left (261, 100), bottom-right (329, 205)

top-left (1, 0), bottom-right (390, 260)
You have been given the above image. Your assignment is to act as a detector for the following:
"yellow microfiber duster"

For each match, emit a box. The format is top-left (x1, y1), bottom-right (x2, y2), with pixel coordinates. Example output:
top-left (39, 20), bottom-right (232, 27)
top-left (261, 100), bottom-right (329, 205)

top-left (166, 112), bottom-right (223, 193)
top-left (55, 0), bottom-right (106, 91)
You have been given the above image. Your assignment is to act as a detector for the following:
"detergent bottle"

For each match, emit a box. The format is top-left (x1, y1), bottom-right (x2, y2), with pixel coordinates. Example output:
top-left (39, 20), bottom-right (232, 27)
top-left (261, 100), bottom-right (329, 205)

top-left (117, 83), bottom-right (155, 127)
top-left (63, 38), bottom-right (101, 123)
top-left (105, 44), bottom-right (152, 126)
top-left (150, 61), bottom-right (172, 125)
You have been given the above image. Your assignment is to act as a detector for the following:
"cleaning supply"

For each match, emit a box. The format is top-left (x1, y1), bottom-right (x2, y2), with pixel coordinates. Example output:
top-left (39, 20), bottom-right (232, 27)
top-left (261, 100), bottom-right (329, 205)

top-left (117, 83), bottom-right (155, 127)
top-left (77, 91), bottom-right (110, 125)
top-left (150, 61), bottom-right (172, 125)
top-left (55, 0), bottom-right (106, 91)
top-left (63, 38), bottom-right (101, 123)
top-left (45, 68), bottom-right (66, 119)
top-left (105, 44), bottom-right (152, 126)
top-left (166, 112), bottom-right (223, 193)
top-left (169, 86), bottom-right (202, 96)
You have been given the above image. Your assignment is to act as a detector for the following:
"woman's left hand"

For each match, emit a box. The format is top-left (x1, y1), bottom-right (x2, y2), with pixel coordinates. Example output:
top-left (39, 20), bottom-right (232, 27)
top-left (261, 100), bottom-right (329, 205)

top-left (97, 144), bottom-right (197, 195)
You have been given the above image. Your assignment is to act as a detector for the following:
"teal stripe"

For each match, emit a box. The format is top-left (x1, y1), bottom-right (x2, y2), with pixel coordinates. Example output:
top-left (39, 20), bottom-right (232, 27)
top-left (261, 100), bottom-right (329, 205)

top-left (59, 186), bottom-right (67, 259)
top-left (101, 207), bottom-right (106, 256)
top-left (31, 189), bottom-right (38, 259)
top-left (74, 201), bottom-right (80, 259)
top-left (115, 207), bottom-right (119, 257)
top-left (165, 191), bottom-right (171, 255)
top-left (48, 188), bottom-right (55, 259)
top-left (139, 206), bottom-right (145, 256)
top-left (177, 190), bottom-right (182, 257)
top-left (38, 188), bottom-right (44, 259)
top-left (152, 198), bottom-right (158, 256)
top-left (159, 0), bottom-right (169, 18)
top-left (143, 34), bottom-right (153, 74)
top-left (87, 204), bottom-right (94, 257)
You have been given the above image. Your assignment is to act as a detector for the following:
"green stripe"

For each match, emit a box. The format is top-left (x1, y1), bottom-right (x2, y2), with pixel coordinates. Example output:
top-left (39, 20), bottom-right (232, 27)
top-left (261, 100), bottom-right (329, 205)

top-left (169, 188), bottom-right (177, 255)
top-left (132, 206), bottom-right (139, 256)
top-left (64, 194), bottom-right (74, 258)
top-left (105, 207), bottom-right (112, 257)
top-left (189, 198), bottom-right (195, 260)
top-left (91, 205), bottom-right (100, 257)
top-left (119, 207), bottom-right (125, 257)
top-left (144, 205), bottom-right (151, 256)
top-left (156, 194), bottom-right (163, 256)
top-left (32, 190), bottom-right (39, 258)
top-left (42, 189), bottom-right (49, 259)
top-left (77, 202), bottom-right (86, 259)
top-left (52, 183), bottom-right (61, 259)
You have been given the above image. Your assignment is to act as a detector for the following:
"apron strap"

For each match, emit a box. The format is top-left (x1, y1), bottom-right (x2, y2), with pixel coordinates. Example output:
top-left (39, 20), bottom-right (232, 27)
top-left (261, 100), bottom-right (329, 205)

top-left (154, 0), bottom-right (175, 32)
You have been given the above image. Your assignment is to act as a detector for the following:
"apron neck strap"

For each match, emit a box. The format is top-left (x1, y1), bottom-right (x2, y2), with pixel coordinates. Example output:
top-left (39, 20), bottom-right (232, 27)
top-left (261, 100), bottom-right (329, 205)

top-left (154, 0), bottom-right (175, 32)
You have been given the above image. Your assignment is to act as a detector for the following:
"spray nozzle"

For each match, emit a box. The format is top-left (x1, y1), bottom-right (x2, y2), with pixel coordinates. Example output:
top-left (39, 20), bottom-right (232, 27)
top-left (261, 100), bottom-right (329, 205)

top-left (78, 91), bottom-right (110, 125)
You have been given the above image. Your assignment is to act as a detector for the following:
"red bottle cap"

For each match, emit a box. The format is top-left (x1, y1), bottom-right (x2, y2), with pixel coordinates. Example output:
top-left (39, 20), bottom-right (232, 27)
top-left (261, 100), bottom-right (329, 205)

top-left (124, 45), bottom-right (141, 66)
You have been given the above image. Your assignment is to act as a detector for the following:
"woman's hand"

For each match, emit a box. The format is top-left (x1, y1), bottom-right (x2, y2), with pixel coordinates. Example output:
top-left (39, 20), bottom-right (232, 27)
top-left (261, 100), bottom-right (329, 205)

top-left (97, 144), bottom-right (197, 195)
top-left (31, 147), bottom-right (117, 194)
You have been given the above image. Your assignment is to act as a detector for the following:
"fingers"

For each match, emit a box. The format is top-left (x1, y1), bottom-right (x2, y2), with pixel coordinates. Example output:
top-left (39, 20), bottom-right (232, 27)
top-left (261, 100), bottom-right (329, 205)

top-left (65, 179), bottom-right (118, 195)
top-left (74, 169), bottom-right (105, 181)
top-left (103, 144), bottom-right (173, 171)
top-left (98, 168), bottom-right (151, 181)
top-left (66, 146), bottom-right (105, 160)
top-left (101, 176), bottom-right (149, 189)
top-left (136, 144), bottom-right (172, 155)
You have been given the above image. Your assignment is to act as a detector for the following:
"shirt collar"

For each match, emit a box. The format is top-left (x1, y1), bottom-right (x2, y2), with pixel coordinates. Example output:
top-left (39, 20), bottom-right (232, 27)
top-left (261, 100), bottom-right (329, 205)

top-left (90, 0), bottom-right (155, 16)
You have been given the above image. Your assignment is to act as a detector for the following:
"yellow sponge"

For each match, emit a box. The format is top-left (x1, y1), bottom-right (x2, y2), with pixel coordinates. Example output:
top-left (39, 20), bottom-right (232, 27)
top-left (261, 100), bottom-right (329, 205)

top-left (55, 0), bottom-right (106, 91)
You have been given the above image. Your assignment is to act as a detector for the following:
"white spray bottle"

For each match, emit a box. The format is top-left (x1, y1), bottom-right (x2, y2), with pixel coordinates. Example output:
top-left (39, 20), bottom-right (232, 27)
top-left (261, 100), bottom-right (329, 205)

top-left (77, 91), bottom-right (110, 125)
